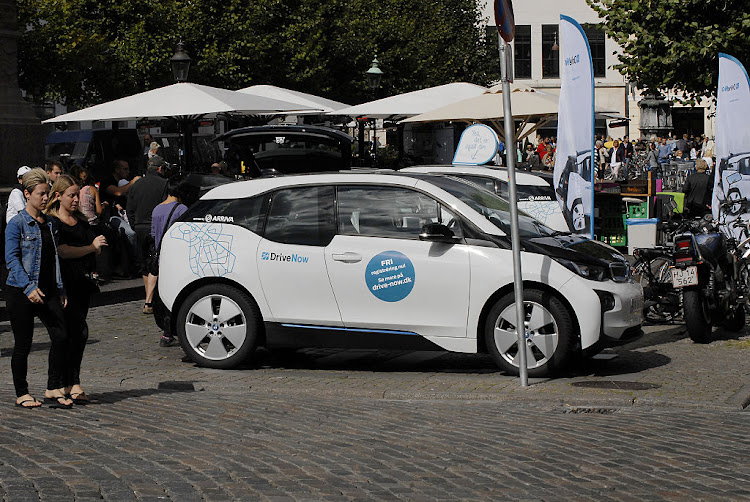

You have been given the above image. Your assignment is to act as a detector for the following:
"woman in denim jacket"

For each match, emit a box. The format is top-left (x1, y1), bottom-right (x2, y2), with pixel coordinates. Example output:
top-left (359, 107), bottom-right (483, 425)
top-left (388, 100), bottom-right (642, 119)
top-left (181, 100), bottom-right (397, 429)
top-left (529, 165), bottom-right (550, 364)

top-left (5, 168), bottom-right (70, 408)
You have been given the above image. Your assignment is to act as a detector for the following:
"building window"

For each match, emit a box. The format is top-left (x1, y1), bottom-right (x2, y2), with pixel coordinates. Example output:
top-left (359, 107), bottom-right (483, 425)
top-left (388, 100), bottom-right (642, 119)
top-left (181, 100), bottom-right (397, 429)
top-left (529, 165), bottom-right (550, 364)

top-left (514, 25), bottom-right (531, 79)
top-left (582, 24), bottom-right (606, 78)
top-left (542, 25), bottom-right (559, 79)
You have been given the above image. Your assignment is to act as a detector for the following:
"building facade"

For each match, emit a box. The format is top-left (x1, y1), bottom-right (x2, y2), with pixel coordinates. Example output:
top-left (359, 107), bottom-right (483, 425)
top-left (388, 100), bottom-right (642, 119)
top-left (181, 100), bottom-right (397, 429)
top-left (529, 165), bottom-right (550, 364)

top-left (479, 0), bottom-right (714, 141)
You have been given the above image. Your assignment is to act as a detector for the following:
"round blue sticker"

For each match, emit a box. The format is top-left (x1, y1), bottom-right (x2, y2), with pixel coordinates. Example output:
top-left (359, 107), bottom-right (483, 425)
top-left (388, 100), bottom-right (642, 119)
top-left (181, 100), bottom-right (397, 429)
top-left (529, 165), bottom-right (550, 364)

top-left (365, 251), bottom-right (415, 302)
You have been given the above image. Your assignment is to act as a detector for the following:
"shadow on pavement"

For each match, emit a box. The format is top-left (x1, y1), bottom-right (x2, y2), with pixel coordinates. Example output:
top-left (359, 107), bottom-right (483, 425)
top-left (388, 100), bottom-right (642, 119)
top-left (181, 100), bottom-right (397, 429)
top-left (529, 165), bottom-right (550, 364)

top-left (89, 385), bottom-right (195, 405)
top-left (232, 348), bottom-right (503, 375)
top-left (570, 349), bottom-right (672, 377)
top-left (623, 326), bottom-right (687, 350)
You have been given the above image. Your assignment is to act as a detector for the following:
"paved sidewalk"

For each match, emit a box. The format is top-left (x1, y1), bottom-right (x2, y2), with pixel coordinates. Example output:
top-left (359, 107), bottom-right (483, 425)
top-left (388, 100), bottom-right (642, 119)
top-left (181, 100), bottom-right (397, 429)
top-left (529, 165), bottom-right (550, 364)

top-left (0, 299), bottom-right (748, 501)
top-left (2, 300), bottom-right (747, 411)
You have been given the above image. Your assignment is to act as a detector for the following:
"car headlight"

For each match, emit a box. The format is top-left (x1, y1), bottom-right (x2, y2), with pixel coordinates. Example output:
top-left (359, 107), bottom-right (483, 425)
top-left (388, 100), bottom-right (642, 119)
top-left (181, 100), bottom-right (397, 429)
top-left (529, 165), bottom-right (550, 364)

top-left (555, 258), bottom-right (608, 281)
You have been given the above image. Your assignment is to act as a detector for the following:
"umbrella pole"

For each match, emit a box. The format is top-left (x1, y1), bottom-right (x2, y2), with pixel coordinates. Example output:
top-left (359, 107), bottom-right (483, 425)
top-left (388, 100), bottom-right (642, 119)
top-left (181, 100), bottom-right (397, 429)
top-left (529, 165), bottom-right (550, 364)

top-left (176, 116), bottom-right (193, 174)
top-left (185, 121), bottom-right (193, 173)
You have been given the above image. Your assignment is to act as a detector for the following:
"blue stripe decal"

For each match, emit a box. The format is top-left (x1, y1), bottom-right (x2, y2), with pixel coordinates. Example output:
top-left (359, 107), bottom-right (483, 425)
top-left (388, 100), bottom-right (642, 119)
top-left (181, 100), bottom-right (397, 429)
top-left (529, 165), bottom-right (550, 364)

top-left (280, 324), bottom-right (419, 336)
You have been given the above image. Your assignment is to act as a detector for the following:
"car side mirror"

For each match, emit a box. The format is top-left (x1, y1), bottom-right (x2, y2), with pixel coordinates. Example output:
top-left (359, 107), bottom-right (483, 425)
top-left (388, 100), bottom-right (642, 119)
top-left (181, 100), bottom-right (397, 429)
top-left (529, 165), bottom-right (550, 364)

top-left (419, 223), bottom-right (460, 243)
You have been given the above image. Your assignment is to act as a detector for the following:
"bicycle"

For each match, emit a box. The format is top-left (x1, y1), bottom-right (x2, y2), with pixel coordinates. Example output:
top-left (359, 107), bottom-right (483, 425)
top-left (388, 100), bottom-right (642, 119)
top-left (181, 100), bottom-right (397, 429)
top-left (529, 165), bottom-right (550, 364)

top-left (631, 246), bottom-right (681, 323)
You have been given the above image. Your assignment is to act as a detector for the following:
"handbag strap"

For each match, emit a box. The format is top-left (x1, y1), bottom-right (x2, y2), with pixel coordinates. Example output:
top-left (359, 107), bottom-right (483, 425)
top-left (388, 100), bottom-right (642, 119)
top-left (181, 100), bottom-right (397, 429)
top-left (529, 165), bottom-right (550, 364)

top-left (156, 203), bottom-right (181, 258)
top-left (162, 202), bottom-right (180, 236)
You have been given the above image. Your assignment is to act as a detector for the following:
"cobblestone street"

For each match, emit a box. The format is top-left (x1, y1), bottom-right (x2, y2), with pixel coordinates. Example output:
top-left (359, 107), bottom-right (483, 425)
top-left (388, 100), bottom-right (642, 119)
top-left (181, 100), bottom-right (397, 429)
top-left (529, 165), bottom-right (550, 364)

top-left (0, 300), bottom-right (748, 501)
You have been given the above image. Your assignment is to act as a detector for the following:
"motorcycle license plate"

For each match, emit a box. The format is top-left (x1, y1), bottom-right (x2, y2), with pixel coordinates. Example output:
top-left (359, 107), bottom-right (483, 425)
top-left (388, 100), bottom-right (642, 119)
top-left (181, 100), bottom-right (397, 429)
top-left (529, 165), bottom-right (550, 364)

top-left (671, 266), bottom-right (698, 288)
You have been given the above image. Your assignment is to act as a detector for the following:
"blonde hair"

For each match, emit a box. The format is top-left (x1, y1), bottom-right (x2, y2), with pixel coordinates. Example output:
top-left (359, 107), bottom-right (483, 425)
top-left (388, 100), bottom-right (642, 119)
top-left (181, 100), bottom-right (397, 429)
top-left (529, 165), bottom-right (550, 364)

top-left (695, 158), bottom-right (708, 173)
top-left (45, 174), bottom-right (84, 220)
top-left (21, 168), bottom-right (48, 194)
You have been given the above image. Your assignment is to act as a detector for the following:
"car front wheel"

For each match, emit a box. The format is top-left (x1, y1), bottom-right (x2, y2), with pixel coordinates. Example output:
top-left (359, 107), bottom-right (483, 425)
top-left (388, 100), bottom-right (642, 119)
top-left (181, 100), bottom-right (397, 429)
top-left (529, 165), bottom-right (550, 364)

top-left (485, 289), bottom-right (576, 377)
top-left (176, 284), bottom-right (260, 369)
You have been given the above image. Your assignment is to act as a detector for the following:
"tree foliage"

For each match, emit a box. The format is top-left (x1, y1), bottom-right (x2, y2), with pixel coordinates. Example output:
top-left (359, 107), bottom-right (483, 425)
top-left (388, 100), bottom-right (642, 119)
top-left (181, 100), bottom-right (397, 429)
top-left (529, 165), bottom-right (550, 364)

top-left (587, 0), bottom-right (750, 102)
top-left (17, 0), bottom-right (498, 109)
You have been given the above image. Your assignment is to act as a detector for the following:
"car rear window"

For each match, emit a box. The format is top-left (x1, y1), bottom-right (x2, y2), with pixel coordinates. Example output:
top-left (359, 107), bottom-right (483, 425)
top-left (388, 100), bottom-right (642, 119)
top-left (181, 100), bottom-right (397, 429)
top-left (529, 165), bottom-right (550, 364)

top-left (181, 195), bottom-right (268, 234)
top-left (496, 181), bottom-right (556, 202)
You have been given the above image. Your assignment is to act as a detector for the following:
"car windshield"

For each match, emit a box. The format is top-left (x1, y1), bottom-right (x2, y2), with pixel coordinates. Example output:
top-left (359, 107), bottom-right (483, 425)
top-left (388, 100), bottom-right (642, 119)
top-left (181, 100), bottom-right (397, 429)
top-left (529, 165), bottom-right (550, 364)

top-left (417, 175), bottom-right (558, 238)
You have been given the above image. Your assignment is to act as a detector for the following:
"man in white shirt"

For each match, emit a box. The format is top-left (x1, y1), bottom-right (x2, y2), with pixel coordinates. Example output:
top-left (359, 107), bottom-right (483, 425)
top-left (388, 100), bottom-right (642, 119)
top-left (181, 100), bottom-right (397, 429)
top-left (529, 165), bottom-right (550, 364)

top-left (5, 166), bottom-right (31, 224)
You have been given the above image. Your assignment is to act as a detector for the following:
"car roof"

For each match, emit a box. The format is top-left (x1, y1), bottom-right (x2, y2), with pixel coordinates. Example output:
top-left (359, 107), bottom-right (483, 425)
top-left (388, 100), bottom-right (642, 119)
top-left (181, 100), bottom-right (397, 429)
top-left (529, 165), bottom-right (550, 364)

top-left (401, 165), bottom-right (550, 187)
top-left (203, 172), bottom-right (423, 199)
top-left (216, 124), bottom-right (354, 144)
top-left (200, 171), bottom-right (505, 236)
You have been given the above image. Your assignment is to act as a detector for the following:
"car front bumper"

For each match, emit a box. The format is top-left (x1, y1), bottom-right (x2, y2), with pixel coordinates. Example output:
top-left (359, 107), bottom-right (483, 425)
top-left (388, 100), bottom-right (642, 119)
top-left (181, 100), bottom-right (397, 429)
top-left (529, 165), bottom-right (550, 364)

top-left (594, 280), bottom-right (644, 343)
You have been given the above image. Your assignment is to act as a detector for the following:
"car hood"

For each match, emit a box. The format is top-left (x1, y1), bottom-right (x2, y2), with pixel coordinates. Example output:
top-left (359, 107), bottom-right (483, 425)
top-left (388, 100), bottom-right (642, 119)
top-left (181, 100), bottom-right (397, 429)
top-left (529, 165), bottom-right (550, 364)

top-left (522, 233), bottom-right (627, 266)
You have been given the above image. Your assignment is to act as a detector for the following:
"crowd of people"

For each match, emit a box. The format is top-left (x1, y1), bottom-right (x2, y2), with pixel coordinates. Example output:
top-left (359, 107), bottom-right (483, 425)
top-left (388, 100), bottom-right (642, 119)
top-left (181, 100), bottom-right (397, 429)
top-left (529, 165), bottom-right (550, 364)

top-left (517, 133), bottom-right (715, 179)
top-left (3, 149), bottom-right (190, 409)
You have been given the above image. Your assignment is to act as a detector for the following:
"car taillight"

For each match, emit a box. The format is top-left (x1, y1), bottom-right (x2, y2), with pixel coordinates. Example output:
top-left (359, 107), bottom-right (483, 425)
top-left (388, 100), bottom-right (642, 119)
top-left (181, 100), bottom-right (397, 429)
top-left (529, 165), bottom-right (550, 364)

top-left (674, 237), bottom-right (696, 264)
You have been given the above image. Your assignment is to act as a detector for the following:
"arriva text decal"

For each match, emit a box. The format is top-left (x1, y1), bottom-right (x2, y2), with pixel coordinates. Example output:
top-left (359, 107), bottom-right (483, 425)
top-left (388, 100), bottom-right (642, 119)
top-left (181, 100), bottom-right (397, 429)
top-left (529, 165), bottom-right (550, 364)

top-left (204, 214), bottom-right (234, 223)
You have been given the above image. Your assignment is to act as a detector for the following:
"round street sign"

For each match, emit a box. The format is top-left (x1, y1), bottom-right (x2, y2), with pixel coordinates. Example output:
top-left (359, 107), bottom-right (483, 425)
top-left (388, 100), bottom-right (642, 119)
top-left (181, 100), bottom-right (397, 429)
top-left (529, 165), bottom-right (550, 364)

top-left (494, 0), bottom-right (515, 43)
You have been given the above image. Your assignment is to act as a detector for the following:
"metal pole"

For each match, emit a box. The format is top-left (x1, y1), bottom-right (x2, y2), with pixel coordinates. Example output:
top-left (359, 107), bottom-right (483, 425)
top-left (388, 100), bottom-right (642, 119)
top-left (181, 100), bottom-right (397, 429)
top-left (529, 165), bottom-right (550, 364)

top-left (499, 34), bottom-right (528, 386)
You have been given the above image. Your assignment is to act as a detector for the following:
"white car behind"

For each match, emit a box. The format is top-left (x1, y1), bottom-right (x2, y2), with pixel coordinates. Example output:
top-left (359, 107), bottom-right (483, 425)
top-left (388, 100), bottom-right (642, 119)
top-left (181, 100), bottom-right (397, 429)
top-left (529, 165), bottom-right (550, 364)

top-left (401, 165), bottom-right (569, 232)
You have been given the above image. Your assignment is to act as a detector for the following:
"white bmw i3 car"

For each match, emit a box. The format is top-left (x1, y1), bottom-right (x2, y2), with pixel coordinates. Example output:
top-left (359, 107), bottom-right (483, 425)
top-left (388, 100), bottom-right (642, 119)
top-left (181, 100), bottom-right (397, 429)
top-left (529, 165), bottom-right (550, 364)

top-left (158, 172), bottom-right (643, 377)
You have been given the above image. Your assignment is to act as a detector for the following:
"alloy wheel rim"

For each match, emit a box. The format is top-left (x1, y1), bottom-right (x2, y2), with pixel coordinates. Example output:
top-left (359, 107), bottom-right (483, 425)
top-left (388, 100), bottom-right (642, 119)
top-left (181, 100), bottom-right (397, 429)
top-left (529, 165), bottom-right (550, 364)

top-left (184, 294), bottom-right (246, 361)
top-left (493, 301), bottom-right (559, 369)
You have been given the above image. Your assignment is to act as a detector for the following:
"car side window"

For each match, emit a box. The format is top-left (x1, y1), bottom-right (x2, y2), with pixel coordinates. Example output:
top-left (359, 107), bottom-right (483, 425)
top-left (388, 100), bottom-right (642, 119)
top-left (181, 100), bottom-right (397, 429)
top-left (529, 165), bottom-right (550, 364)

top-left (455, 174), bottom-right (497, 195)
top-left (338, 185), bottom-right (450, 239)
top-left (264, 186), bottom-right (335, 246)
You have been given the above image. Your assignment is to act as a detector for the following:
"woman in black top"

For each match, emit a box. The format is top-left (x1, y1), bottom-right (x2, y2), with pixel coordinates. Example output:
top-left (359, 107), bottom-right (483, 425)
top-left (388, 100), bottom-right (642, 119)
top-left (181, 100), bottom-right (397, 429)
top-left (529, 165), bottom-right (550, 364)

top-left (5, 168), bottom-right (69, 408)
top-left (46, 174), bottom-right (107, 404)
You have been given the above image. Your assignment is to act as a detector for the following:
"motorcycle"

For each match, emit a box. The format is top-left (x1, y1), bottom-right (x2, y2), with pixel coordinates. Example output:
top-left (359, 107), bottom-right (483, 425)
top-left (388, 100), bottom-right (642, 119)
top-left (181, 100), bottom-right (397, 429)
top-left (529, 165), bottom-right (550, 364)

top-left (671, 207), bottom-right (746, 343)
top-left (632, 215), bottom-right (705, 324)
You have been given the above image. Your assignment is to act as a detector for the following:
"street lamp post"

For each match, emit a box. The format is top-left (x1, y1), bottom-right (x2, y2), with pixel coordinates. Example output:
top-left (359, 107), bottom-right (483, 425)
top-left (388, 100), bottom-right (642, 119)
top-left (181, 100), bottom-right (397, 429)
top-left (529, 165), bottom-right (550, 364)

top-left (170, 41), bottom-right (192, 83)
top-left (170, 42), bottom-right (192, 171)
top-left (366, 56), bottom-right (383, 166)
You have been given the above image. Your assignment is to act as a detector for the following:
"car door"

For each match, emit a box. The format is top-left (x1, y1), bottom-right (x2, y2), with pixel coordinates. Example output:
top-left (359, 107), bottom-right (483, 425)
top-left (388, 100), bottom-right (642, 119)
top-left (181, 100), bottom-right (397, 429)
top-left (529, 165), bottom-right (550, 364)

top-left (257, 185), bottom-right (344, 326)
top-left (326, 185), bottom-right (471, 338)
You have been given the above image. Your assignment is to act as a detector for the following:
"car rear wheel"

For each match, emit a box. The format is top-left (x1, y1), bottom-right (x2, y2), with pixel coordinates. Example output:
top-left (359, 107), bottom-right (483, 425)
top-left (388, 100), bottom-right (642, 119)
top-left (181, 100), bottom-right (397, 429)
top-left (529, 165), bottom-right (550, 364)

top-left (485, 289), bottom-right (576, 377)
top-left (176, 284), bottom-right (260, 369)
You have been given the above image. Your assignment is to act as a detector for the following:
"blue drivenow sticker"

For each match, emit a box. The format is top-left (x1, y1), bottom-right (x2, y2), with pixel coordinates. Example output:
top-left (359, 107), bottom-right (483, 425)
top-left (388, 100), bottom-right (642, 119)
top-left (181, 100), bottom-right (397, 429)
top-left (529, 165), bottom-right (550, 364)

top-left (365, 251), bottom-right (415, 302)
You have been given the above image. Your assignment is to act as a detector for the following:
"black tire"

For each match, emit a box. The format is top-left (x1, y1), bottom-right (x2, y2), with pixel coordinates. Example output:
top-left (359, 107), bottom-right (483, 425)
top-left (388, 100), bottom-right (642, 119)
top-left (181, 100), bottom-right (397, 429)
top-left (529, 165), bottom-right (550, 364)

top-left (175, 284), bottom-right (261, 369)
top-left (484, 289), bottom-right (576, 377)
top-left (683, 289), bottom-right (712, 343)
top-left (152, 280), bottom-right (170, 332)
top-left (722, 304), bottom-right (746, 332)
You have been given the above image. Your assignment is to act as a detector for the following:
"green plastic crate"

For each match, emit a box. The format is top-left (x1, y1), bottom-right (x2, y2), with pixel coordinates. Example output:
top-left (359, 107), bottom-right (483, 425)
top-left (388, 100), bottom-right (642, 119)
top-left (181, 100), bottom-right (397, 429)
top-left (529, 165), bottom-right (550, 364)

top-left (627, 201), bottom-right (648, 219)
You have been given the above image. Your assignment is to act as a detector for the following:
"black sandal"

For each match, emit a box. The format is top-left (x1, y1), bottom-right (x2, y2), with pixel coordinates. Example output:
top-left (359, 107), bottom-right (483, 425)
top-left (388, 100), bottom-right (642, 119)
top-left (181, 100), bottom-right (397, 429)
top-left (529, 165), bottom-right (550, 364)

top-left (70, 392), bottom-right (89, 405)
top-left (15, 398), bottom-right (42, 408)
top-left (44, 396), bottom-right (73, 409)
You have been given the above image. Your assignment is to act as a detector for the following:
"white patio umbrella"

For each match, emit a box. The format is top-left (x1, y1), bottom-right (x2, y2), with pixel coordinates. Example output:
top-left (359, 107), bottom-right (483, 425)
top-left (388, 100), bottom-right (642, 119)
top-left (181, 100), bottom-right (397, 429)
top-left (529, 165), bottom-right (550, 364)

top-left (43, 82), bottom-right (314, 169)
top-left (330, 82), bottom-right (489, 119)
top-left (238, 84), bottom-right (350, 114)
top-left (43, 82), bottom-right (310, 123)
top-left (400, 84), bottom-right (624, 141)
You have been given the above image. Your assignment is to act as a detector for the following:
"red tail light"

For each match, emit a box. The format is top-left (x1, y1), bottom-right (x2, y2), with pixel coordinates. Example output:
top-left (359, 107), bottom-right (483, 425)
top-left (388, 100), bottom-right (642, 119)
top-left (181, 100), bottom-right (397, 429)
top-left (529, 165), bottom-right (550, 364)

top-left (674, 237), bottom-right (696, 264)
